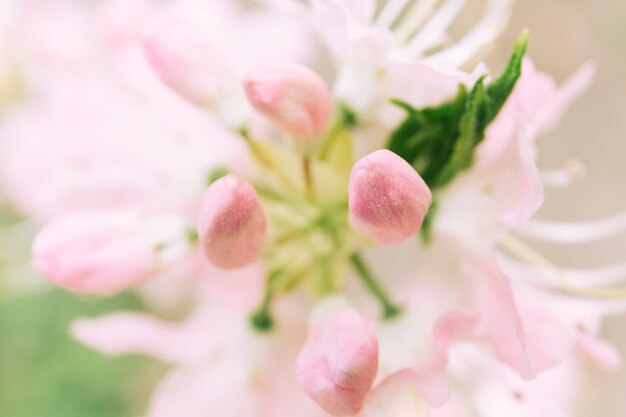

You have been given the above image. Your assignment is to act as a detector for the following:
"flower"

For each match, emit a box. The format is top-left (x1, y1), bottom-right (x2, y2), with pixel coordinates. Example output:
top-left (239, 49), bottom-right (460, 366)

top-left (71, 285), bottom-right (326, 417)
top-left (32, 210), bottom-right (193, 295)
top-left (349, 149), bottom-right (432, 244)
top-left (0, 1), bottom-right (623, 416)
top-left (198, 174), bottom-right (267, 269)
top-left (297, 306), bottom-right (379, 415)
top-left (142, 16), bottom-right (232, 109)
top-left (243, 62), bottom-right (332, 143)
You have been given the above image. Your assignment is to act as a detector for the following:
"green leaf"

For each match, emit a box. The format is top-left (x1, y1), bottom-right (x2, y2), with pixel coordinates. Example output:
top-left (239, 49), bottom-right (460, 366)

top-left (430, 76), bottom-right (488, 188)
top-left (386, 30), bottom-right (529, 190)
top-left (485, 29), bottom-right (529, 123)
top-left (385, 31), bottom-right (530, 242)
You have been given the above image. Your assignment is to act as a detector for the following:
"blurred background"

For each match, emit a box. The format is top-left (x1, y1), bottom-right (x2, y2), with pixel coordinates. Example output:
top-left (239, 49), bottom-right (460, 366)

top-left (0, 0), bottom-right (625, 416)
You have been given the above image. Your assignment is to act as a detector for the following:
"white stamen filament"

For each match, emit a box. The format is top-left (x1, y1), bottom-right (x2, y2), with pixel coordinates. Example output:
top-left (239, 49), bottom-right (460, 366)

top-left (375, 0), bottom-right (411, 28)
top-left (426, 0), bottom-right (513, 67)
top-left (394, 0), bottom-right (440, 43)
top-left (503, 255), bottom-right (626, 289)
top-left (500, 235), bottom-right (626, 303)
top-left (406, 0), bottom-right (467, 54)
top-left (565, 262), bottom-right (626, 288)
top-left (581, 299), bottom-right (626, 316)
top-left (517, 211), bottom-right (626, 243)
top-left (540, 159), bottom-right (587, 188)
top-left (499, 234), bottom-right (567, 286)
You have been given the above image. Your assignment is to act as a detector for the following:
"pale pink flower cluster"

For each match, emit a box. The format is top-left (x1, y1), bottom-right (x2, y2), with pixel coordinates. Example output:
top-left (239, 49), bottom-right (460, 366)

top-left (1, 1), bottom-right (625, 416)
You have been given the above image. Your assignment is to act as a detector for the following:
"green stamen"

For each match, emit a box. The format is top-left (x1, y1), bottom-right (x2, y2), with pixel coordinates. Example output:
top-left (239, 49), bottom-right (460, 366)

top-left (249, 270), bottom-right (283, 332)
top-left (350, 253), bottom-right (402, 320)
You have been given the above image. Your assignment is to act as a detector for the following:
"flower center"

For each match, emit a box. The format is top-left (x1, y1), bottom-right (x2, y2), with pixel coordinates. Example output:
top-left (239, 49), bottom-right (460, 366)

top-left (230, 32), bottom-right (530, 331)
top-left (236, 112), bottom-right (402, 330)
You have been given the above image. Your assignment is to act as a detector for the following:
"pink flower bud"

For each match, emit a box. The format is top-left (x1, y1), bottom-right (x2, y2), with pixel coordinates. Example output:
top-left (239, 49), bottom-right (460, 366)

top-left (198, 175), bottom-right (266, 269)
top-left (142, 17), bottom-right (229, 107)
top-left (32, 211), bottom-right (191, 295)
top-left (349, 150), bottom-right (432, 244)
top-left (296, 308), bottom-right (378, 416)
top-left (243, 62), bottom-right (332, 141)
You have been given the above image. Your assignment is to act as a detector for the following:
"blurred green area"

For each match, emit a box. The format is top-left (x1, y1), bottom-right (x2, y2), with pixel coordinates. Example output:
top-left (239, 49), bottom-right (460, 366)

top-left (0, 288), bottom-right (164, 417)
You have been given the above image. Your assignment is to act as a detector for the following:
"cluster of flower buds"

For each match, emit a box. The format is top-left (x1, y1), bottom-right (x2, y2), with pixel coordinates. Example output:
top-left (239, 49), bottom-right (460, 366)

top-left (193, 63), bottom-right (432, 274)
top-left (30, 60), bottom-right (433, 327)
top-left (13, 2), bottom-right (623, 416)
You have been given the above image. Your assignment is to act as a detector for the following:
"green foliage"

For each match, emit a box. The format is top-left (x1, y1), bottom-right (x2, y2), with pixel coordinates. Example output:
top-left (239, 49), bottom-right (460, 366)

top-left (387, 31), bottom-right (529, 190)
top-left (0, 289), bottom-right (164, 417)
top-left (386, 31), bottom-right (529, 241)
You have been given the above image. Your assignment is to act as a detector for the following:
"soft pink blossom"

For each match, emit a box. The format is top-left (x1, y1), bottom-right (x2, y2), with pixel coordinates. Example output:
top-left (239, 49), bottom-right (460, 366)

top-left (3, 1), bottom-right (621, 416)
top-left (437, 59), bottom-right (595, 243)
top-left (297, 307), bottom-right (378, 416)
top-left (32, 210), bottom-right (192, 295)
top-left (198, 175), bottom-right (266, 269)
top-left (349, 149), bottom-right (432, 244)
top-left (243, 62), bottom-right (332, 141)
top-left (97, 0), bottom-right (153, 46)
top-left (72, 295), bottom-right (327, 417)
top-left (0, 79), bottom-right (238, 220)
top-left (142, 17), bottom-right (232, 108)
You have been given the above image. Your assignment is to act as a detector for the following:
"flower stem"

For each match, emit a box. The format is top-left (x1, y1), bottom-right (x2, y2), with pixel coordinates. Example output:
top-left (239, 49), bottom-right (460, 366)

top-left (249, 270), bottom-right (283, 332)
top-left (240, 130), bottom-right (297, 189)
top-left (302, 155), bottom-right (314, 201)
top-left (349, 253), bottom-right (402, 320)
top-left (250, 305), bottom-right (273, 332)
top-left (319, 256), bottom-right (333, 295)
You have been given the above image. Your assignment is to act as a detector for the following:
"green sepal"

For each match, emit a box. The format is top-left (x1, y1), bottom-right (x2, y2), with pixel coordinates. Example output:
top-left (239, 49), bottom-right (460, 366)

top-left (206, 166), bottom-right (229, 185)
top-left (419, 200), bottom-right (439, 244)
top-left (387, 30), bottom-right (529, 189)
top-left (386, 31), bottom-right (530, 241)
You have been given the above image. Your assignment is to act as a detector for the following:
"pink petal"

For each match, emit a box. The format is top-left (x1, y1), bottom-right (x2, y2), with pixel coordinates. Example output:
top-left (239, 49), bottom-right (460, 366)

top-left (198, 175), bottom-right (266, 269)
top-left (147, 362), bottom-right (261, 417)
top-left (297, 308), bottom-right (378, 416)
top-left (243, 62), bottom-right (332, 141)
top-left (349, 149), bottom-right (432, 244)
top-left (71, 310), bottom-right (218, 364)
top-left (462, 249), bottom-right (534, 378)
